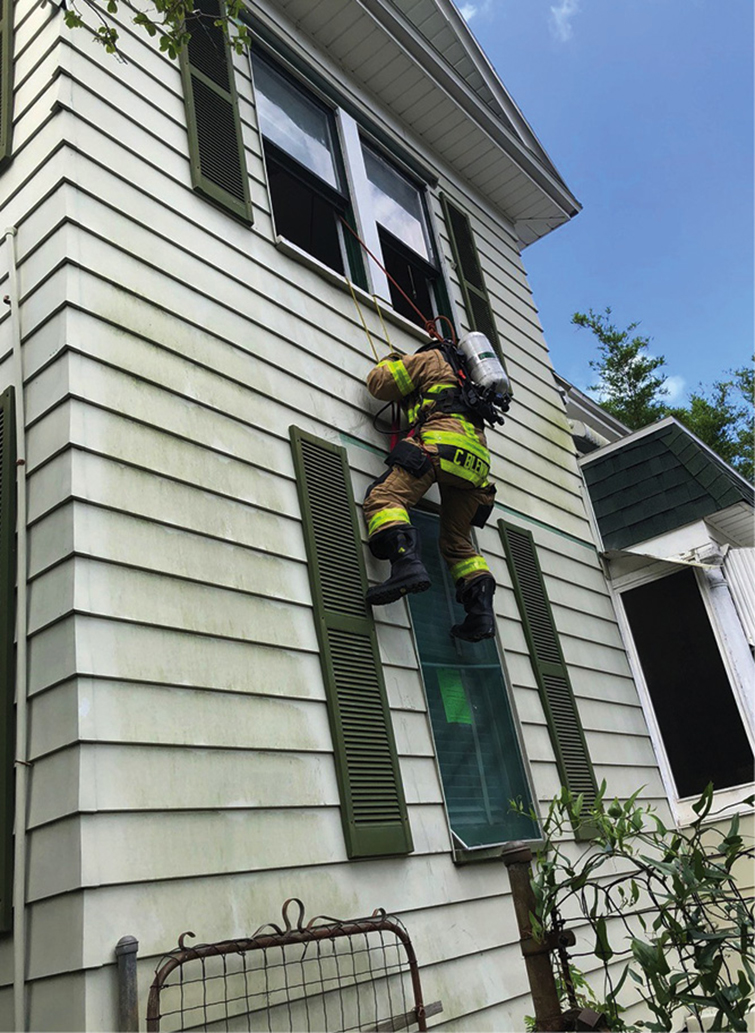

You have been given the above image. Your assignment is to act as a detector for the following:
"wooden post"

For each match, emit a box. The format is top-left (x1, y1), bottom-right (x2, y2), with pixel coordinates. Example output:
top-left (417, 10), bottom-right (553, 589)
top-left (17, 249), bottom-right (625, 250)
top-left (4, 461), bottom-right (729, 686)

top-left (115, 936), bottom-right (139, 1032)
top-left (501, 843), bottom-right (564, 1032)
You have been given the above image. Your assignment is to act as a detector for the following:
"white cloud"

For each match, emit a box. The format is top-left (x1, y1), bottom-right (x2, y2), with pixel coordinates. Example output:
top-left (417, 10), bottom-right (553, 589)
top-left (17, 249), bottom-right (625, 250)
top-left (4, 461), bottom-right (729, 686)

top-left (457, 0), bottom-right (492, 21)
top-left (664, 375), bottom-right (687, 404)
top-left (549, 0), bottom-right (580, 42)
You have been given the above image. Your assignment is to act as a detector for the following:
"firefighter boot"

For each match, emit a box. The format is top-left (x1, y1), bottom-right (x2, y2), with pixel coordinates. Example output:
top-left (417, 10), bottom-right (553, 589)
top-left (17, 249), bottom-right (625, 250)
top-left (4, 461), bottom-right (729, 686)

top-left (366, 526), bottom-right (431, 606)
top-left (451, 574), bottom-right (496, 641)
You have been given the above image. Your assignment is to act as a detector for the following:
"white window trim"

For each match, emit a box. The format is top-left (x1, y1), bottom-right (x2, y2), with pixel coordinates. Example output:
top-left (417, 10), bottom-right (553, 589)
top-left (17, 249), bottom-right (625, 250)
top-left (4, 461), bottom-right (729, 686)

top-left (610, 558), bottom-right (755, 827)
top-left (335, 110), bottom-right (392, 303)
top-left (579, 487), bottom-right (755, 828)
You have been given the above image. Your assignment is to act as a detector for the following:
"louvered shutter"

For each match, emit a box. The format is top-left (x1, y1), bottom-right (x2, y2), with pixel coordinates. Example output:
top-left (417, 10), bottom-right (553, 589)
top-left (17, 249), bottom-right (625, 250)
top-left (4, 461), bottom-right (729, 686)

top-left (0, 0), bottom-right (14, 169)
top-left (290, 427), bottom-right (412, 858)
top-left (499, 521), bottom-right (598, 839)
top-left (179, 0), bottom-right (252, 223)
top-left (441, 195), bottom-right (506, 369)
top-left (0, 387), bottom-right (16, 930)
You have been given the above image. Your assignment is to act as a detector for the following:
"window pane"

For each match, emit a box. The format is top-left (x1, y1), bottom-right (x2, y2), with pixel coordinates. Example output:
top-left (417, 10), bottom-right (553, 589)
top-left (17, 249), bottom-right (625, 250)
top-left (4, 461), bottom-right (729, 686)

top-left (408, 511), bottom-right (538, 848)
top-left (363, 146), bottom-right (431, 261)
top-left (253, 58), bottom-right (339, 189)
top-left (622, 568), bottom-right (754, 798)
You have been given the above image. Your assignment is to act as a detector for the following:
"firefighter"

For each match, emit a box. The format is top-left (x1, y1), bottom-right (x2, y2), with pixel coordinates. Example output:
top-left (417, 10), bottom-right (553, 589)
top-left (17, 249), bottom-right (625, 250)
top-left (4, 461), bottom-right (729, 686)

top-left (363, 342), bottom-right (497, 642)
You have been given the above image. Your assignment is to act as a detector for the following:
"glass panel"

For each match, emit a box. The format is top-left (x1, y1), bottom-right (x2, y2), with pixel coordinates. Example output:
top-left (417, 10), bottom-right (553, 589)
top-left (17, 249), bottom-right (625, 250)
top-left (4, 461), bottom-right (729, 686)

top-left (408, 511), bottom-right (538, 848)
top-left (253, 58), bottom-right (340, 189)
top-left (622, 568), bottom-right (754, 798)
top-left (363, 146), bottom-right (431, 261)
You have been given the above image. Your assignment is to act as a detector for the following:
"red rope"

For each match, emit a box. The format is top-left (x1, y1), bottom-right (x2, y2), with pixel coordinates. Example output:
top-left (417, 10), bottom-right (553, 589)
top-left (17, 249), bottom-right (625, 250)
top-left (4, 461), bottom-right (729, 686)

top-left (339, 217), bottom-right (456, 346)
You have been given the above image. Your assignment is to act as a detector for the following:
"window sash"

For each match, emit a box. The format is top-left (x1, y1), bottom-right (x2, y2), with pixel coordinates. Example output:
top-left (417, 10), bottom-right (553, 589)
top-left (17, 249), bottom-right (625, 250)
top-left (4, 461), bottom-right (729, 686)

top-left (363, 145), bottom-right (433, 263)
top-left (253, 55), bottom-right (342, 191)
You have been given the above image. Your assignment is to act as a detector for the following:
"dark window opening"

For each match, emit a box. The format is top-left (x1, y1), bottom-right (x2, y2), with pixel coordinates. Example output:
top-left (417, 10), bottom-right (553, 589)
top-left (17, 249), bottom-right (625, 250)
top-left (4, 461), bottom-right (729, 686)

top-left (622, 568), bottom-right (753, 799)
top-left (407, 510), bottom-right (538, 848)
top-left (379, 229), bottom-right (437, 329)
top-left (266, 153), bottom-right (345, 274)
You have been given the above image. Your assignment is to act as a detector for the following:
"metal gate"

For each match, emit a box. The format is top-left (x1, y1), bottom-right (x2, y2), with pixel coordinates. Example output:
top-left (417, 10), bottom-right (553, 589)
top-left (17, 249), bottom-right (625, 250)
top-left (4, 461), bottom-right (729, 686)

top-left (146, 899), bottom-right (441, 1032)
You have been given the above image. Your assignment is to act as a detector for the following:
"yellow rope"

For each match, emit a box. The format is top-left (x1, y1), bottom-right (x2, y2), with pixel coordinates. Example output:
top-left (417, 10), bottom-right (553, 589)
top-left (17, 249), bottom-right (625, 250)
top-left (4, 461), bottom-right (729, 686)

top-left (346, 277), bottom-right (379, 362)
top-left (372, 294), bottom-right (397, 354)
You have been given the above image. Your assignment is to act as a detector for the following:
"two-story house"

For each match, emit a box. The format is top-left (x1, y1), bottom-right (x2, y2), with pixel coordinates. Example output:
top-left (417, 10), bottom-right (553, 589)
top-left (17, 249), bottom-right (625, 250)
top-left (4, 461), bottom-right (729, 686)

top-left (2, 0), bottom-right (741, 1029)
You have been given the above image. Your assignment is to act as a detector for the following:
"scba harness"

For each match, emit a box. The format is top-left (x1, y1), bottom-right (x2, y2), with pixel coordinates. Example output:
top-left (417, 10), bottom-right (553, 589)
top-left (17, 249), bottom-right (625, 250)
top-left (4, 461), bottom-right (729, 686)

top-left (417, 338), bottom-right (511, 430)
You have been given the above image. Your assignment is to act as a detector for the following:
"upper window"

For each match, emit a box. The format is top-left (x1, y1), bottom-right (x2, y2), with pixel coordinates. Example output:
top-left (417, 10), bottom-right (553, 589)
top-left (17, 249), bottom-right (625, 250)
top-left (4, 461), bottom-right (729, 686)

top-left (362, 145), bottom-right (443, 327)
top-left (252, 55), bottom-right (355, 277)
top-left (251, 52), bottom-right (449, 328)
top-left (255, 59), bottom-right (341, 190)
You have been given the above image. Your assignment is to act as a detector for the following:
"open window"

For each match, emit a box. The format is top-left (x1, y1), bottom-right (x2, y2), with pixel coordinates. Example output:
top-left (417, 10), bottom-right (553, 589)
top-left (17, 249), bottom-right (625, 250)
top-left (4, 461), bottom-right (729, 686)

top-left (407, 511), bottom-right (538, 853)
top-left (251, 52), bottom-right (455, 328)
top-left (621, 567), bottom-right (754, 806)
top-left (362, 146), bottom-right (444, 328)
top-left (252, 55), bottom-right (361, 279)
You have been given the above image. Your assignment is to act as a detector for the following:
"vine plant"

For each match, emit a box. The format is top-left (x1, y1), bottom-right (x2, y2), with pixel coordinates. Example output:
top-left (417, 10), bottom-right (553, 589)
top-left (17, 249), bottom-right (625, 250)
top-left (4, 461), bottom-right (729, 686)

top-left (59, 0), bottom-right (250, 61)
top-left (514, 783), bottom-right (755, 1031)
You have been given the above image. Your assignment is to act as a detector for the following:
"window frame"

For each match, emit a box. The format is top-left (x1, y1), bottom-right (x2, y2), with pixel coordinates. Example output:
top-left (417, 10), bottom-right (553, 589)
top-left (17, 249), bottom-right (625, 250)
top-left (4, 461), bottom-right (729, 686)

top-left (250, 47), bottom-right (453, 330)
top-left (612, 559), bottom-right (755, 826)
top-left (406, 505), bottom-right (542, 861)
top-left (251, 51), bottom-right (363, 282)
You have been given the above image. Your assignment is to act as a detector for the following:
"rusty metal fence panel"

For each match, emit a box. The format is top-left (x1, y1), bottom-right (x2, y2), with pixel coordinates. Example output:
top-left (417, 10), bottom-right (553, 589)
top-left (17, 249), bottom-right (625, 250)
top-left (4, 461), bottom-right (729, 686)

top-left (146, 899), bottom-right (441, 1033)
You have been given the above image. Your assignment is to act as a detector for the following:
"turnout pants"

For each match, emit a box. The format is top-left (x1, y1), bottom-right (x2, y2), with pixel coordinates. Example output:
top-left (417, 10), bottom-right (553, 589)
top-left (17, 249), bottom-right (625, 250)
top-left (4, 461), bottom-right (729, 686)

top-left (363, 438), bottom-right (495, 586)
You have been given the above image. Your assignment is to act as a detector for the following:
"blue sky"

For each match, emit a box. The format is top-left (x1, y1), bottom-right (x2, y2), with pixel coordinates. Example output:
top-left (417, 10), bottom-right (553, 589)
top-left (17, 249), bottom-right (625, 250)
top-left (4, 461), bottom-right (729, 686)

top-left (461, 0), bottom-right (753, 403)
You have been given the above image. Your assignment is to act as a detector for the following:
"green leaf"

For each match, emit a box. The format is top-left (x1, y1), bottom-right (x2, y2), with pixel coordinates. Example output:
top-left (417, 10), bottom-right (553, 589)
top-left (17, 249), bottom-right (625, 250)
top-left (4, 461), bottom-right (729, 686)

top-left (595, 916), bottom-right (613, 961)
top-left (691, 781), bottom-right (714, 820)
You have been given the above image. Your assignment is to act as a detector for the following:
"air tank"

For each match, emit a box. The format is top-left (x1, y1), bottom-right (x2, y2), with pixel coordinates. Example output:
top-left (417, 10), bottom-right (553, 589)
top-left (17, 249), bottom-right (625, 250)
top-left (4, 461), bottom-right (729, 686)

top-left (458, 331), bottom-right (512, 398)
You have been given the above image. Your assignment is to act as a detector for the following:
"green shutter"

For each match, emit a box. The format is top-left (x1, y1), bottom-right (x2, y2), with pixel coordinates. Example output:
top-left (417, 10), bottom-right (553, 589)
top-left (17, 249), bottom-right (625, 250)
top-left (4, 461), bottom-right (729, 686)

top-left (0, 0), bottom-right (14, 169)
top-left (499, 520), bottom-right (598, 839)
top-left (179, 0), bottom-right (252, 223)
top-left (441, 194), bottom-right (505, 365)
top-left (290, 427), bottom-right (412, 858)
top-left (0, 387), bottom-right (16, 930)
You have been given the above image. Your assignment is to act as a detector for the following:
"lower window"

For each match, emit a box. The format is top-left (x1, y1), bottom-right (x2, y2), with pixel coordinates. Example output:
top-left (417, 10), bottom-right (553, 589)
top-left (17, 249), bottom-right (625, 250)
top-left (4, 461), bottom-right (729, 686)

top-left (408, 511), bottom-right (538, 849)
top-left (621, 567), bottom-right (754, 800)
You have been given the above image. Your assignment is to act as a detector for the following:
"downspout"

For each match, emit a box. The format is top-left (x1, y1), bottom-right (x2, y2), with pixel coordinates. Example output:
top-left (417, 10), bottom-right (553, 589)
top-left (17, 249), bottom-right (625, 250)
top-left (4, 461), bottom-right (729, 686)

top-left (5, 227), bottom-right (29, 1033)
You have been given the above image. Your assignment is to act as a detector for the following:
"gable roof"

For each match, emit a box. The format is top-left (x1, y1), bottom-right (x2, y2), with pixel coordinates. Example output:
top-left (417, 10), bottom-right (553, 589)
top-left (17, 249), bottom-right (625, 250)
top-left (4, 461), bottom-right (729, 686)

top-left (251, 0), bottom-right (581, 246)
top-left (580, 417), bottom-right (754, 550)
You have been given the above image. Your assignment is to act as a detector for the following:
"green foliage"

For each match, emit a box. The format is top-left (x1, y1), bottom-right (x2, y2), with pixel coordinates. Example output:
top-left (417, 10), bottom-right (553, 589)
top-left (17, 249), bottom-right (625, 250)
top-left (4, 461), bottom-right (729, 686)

top-left (572, 307), bottom-right (669, 430)
top-left (512, 784), bottom-right (755, 1031)
top-left (572, 307), bottom-right (753, 478)
top-left (60, 0), bottom-right (252, 60)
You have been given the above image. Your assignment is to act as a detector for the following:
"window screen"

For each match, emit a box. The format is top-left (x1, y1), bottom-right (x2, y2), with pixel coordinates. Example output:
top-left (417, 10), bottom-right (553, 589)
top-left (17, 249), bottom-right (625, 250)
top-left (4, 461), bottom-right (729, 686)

top-left (622, 568), bottom-right (754, 799)
top-left (408, 511), bottom-right (537, 849)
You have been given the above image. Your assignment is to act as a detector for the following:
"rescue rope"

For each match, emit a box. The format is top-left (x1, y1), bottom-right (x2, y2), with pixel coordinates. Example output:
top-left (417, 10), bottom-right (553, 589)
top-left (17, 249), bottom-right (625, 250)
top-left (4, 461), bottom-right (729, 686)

top-left (345, 277), bottom-right (379, 361)
top-left (339, 217), bottom-right (456, 346)
top-left (371, 294), bottom-right (394, 352)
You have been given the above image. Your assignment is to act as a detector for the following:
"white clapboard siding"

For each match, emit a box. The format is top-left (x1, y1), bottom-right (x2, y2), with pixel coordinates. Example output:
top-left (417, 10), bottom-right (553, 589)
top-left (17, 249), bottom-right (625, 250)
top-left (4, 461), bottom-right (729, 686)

top-left (0, 3), bottom-right (668, 1027)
